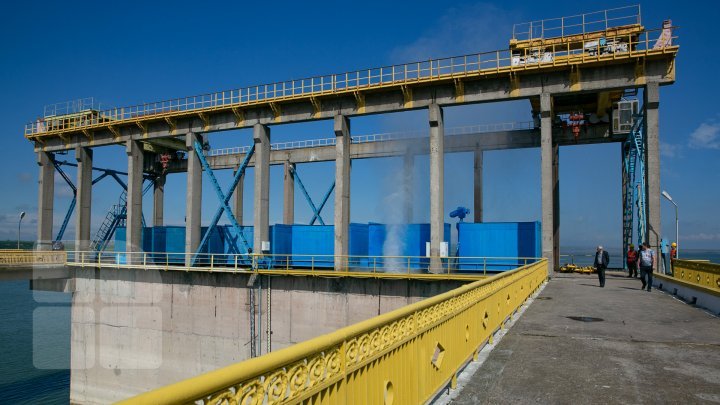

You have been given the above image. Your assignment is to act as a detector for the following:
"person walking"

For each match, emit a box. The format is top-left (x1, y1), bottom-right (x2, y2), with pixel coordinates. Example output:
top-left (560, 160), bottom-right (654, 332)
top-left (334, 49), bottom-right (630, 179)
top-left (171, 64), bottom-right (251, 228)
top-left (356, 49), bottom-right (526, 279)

top-left (626, 244), bottom-right (638, 278)
top-left (594, 245), bottom-right (610, 287)
top-left (639, 242), bottom-right (656, 291)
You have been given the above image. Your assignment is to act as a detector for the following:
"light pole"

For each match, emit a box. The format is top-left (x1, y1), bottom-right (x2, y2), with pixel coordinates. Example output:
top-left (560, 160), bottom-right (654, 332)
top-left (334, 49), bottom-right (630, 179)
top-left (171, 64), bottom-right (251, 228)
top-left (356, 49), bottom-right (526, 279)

top-left (18, 211), bottom-right (26, 250)
top-left (661, 191), bottom-right (678, 258)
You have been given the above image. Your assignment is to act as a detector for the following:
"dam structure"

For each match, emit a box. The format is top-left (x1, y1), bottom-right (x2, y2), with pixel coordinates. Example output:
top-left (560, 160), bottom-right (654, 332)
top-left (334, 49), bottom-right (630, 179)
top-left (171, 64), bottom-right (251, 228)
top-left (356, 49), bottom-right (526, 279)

top-left (13, 5), bottom-right (690, 404)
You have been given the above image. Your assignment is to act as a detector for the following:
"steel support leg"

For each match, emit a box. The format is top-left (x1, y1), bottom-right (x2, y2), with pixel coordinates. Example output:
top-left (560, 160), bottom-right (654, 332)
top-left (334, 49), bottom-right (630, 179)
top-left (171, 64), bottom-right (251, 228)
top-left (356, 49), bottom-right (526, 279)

top-left (37, 152), bottom-right (55, 250)
top-left (540, 93), bottom-right (556, 276)
top-left (185, 133), bottom-right (203, 265)
top-left (334, 115), bottom-right (350, 270)
top-left (644, 82), bottom-right (662, 254)
top-left (283, 161), bottom-right (295, 225)
top-left (153, 173), bottom-right (165, 227)
top-left (429, 104), bottom-right (444, 273)
top-left (75, 147), bottom-right (93, 251)
top-left (473, 149), bottom-right (483, 223)
top-left (126, 140), bottom-right (144, 261)
top-left (253, 124), bottom-right (271, 253)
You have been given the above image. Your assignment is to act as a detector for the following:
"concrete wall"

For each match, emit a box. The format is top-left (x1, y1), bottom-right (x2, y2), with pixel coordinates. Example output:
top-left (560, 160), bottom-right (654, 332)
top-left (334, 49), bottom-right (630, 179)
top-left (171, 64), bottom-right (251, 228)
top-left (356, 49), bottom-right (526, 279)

top-left (69, 268), bottom-right (466, 404)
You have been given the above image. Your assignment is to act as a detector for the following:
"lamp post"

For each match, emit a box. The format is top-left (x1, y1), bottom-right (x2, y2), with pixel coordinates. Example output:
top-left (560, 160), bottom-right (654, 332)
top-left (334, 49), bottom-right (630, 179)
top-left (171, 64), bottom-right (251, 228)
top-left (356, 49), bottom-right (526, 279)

top-left (18, 211), bottom-right (26, 250)
top-left (661, 191), bottom-right (678, 258)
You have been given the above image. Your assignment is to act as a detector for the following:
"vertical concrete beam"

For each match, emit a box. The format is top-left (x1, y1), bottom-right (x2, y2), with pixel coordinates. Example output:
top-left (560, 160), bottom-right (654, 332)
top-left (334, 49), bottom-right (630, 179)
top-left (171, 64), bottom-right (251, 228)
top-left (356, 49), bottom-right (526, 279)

top-left (552, 142), bottom-right (560, 271)
top-left (645, 82), bottom-right (661, 252)
top-left (473, 149), bottom-right (483, 223)
top-left (253, 124), bottom-right (271, 252)
top-left (185, 133), bottom-right (203, 264)
top-left (334, 115), bottom-right (351, 270)
top-left (75, 147), bottom-right (93, 251)
top-left (429, 104), bottom-right (444, 273)
top-left (233, 166), bottom-right (244, 225)
top-left (37, 151), bottom-right (55, 250)
top-left (153, 174), bottom-right (165, 227)
top-left (540, 93), bottom-right (556, 276)
top-left (126, 140), bottom-right (144, 258)
top-left (283, 161), bottom-right (295, 225)
top-left (403, 153), bottom-right (414, 223)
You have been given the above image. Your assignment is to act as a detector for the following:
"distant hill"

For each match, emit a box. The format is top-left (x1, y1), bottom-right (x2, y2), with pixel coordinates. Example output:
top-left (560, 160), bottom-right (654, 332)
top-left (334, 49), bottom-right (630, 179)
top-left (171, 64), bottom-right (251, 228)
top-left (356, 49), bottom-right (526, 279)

top-left (0, 240), bottom-right (34, 250)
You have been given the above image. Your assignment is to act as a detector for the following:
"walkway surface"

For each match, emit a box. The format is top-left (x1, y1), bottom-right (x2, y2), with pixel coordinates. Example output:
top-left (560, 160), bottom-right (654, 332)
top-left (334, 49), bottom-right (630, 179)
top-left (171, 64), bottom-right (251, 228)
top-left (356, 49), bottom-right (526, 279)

top-left (450, 271), bottom-right (720, 404)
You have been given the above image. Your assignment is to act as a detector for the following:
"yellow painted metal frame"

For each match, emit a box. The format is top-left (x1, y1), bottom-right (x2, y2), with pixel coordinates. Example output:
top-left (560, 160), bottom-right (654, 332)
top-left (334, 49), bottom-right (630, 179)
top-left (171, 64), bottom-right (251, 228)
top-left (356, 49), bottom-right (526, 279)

top-left (668, 260), bottom-right (720, 294)
top-left (25, 28), bottom-right (678, 142)
top-left (0, 249), bottom-right (66, 266)
top-left (118, 259), bottom-right (547, 404)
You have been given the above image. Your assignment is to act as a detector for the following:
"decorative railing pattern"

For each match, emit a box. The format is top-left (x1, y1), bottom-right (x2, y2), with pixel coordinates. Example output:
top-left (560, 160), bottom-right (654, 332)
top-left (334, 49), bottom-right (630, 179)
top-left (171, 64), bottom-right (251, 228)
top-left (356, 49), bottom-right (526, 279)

top-left (25, 27), bottom-right (677, 139)
top-left (118, 259), bottom-right (547, 404)
top-left (671, 260), bottom-right (720, 293)
top-left (0, 250), bottom-right (66, 266)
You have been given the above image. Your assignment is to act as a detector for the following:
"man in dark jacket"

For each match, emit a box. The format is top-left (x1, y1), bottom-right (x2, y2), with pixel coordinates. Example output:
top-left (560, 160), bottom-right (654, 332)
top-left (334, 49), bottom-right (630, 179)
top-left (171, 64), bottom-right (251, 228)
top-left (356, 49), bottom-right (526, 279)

top-left (594, 245), bottom-right (610, 287)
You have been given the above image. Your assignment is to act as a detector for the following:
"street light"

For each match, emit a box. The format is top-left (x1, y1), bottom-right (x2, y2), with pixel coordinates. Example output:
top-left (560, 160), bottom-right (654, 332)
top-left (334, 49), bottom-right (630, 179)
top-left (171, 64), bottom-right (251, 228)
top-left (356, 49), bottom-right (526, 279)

top-left (18, 211), bottom-right (26, 250)
top-left (661, 191), bottom-right (678, 258)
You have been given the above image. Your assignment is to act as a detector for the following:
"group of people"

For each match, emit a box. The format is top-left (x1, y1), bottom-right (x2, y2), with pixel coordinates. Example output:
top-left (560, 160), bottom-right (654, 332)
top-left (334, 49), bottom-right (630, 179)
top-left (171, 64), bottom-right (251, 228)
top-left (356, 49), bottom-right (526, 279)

top-left (593, 242), bottom-right (676, 290)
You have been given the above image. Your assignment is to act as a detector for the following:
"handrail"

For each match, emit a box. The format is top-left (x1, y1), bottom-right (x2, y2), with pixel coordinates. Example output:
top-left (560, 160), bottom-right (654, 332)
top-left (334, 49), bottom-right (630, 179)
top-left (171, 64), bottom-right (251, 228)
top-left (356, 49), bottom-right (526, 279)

top-left (0, 250), bottom-right (66, 266)
top-left (66, 250), bottom-right (542, 280)
top-left (118, 259), bottom-right (547, 404)
top-left (25, 27), bottom-right (678, 139)
top-left (670, 259), bottom-right (720, 293)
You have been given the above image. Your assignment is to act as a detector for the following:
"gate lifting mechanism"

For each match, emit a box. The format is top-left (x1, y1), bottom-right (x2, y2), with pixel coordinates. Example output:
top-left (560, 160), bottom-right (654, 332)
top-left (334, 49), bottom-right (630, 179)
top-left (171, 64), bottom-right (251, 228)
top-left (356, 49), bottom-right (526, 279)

top-left (190, 140), bottom-right (254, 266)
top-left (621, 110), bottom-right (647, 267)
top-left (566, 112), bottom-right (587, 142)
top-left (289, 164), bottom-right (335, 225)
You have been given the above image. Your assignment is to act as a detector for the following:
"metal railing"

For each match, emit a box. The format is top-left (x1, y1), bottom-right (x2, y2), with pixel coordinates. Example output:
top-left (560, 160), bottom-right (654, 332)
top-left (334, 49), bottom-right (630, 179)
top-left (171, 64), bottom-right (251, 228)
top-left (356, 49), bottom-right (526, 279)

top-left (0, 250), bottom-right (67, 266)
top-left (668, 260), bottom-right (720, 293)
top-left (118, 259), bottom-right (547, 404)
top-left (206, 121), bottom-right (535, 157)
top-left (65, 251), bottom-right (542, 279)
top-left (25, 27), bottom-right (677, 138)
top-left (512, 5), bottom-right (641, 41)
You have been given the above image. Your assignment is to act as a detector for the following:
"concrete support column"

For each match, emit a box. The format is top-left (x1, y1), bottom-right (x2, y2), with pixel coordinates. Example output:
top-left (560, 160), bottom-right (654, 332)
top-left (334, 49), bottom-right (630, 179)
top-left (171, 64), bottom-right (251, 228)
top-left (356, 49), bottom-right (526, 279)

top-left (403, 153), bottom-right (414, 223)
top-left (429, 104), bottom-right (444, 273)
top-left (185, 133), bottom-right (203, 264)
top-left (540, 93), bottom-right (557, 276)
top-left (645, 82), bottom-right (662, 253)
top-left (473, 149), bottom-right (483, 223)
top-left (36, 151), bottom-right (55, 250)
top-left (75, 147), bottom-right (93, 251)
top-left (334, 115), bottom-right (351, 270)
top-left (253, 124), bottom-right (271, 252)
top-left (153, 173), bottom-right (165, 227)
top-left (283, 161), bottom-right (295, 225)
top-left (126, 140), bottom-right (144, 258)
top-left (233, 166), bottom-right (244, 225)
top-left (552, 142), bottom-right (560, 271)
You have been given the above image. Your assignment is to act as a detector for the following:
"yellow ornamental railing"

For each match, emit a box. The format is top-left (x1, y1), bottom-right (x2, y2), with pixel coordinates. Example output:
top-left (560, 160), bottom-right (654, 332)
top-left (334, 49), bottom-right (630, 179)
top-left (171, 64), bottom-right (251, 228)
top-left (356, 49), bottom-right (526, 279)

top-left (671, 259), bottom-right (720, 293)
top-left (0, 250), bottom-right (66, 266)
top-left (119, 259), bottom-right (547, 405)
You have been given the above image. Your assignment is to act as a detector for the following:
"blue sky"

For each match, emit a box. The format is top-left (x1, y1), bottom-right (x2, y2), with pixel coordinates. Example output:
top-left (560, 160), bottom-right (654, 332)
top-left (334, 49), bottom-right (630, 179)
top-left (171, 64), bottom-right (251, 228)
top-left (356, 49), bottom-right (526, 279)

top-left (0, 1), bottom-right (718, 251)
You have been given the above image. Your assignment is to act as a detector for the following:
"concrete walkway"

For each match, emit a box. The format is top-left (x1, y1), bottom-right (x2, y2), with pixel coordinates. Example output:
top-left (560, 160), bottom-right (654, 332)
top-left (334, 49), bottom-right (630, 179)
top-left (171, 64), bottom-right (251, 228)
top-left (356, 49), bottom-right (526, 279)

top-left (450, 271), bottom-right (720, 404)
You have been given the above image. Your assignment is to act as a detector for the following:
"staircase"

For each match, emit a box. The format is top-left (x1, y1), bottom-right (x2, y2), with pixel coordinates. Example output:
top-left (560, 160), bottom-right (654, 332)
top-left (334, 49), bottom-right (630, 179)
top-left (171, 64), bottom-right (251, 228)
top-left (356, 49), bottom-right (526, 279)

top-left (89, 191), bottom-right (127, 252)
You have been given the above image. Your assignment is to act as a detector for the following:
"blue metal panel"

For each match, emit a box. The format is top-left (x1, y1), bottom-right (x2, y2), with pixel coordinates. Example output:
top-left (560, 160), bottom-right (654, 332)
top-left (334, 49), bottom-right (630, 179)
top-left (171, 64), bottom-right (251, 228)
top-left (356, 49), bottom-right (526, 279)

top-left (368, 223), bottom-right (450, 270)
top-left (348, 223), bottom-right (369, 268)
top-left (457, 222), bottom-right (541, 272)
top-left (115, 227), bottom-right (126, 252)
top-left (291, 225), bottom-right (334, 267)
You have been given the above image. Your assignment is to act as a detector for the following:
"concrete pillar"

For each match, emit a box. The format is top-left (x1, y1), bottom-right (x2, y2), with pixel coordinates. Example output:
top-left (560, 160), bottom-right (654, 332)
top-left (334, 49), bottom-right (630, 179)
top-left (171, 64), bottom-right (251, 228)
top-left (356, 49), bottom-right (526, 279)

top-left (403, 153), bottom-right (414, 223)
top-left (75, 147), bottom-right (93, 251)
top-left (473, 149), bottom-right (483, 223)
top-left (37, 151), bottom-right (55, 250)
top-left (283, 161), bottom-right (295, 225)
top-left (552, 142), bottom-right (560, 270)
top-left (429, 104), bottom-right (444, 273)
top-left (645, 82), bottom-right (662, 254)
top-left (126, 140), bottom-right (144, 258)
top-left (334, 115), bottom-right (351, 270)
top-left (253, 124), bottom-right (271, 252)
top-left (185, 133), bottom-right (203, 264)
top-left (153, 174), bottom-right (165, 227)
top-left (233, 166), bottom-right (244, 225)
top-left (540, 93), bottom-right (556, 276)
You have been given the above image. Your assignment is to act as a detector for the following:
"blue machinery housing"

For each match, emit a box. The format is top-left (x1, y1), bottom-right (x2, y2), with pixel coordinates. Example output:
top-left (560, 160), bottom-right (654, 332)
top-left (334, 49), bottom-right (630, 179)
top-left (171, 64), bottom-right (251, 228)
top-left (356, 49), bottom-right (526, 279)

top-left (114, 221), bottom-right (541, 272)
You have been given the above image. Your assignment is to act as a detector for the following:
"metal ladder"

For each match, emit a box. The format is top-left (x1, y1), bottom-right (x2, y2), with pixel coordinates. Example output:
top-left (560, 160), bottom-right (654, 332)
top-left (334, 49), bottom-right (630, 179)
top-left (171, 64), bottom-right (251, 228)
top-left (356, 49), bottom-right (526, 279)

top-left (89, 191), bottom-right (127, 252)
top-left (621, 113), bottom-right (647, 262)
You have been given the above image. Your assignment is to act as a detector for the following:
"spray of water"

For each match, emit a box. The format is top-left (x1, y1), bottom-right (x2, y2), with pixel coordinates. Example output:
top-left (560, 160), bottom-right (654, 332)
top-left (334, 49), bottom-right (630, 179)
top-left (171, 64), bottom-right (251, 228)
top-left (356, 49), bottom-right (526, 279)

top-left (380, 156), bottom-right (413, 273)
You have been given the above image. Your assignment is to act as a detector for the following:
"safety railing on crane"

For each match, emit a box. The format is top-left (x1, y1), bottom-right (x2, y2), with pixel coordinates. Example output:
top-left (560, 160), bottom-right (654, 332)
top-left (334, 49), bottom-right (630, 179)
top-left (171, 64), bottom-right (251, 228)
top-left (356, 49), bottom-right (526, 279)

top-left (512, 5), bottom-right (642, 42)
top-left (25, 26), bottom-right (677, 138)
top-left (117, 259), bottom-right (547, 405)
top-left (65, 250), bottom-right (543, 279)
top-left (206, 121), bottom-right (536, 157)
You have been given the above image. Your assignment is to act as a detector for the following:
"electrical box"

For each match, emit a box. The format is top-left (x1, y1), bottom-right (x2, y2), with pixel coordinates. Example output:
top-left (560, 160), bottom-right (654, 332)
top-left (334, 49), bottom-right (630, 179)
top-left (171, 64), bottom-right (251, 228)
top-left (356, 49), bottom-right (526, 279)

top-left (612, 99), bottom-right (638, 134)
top-left (425, 241), bottom-right (450, 258)
top-left (261, 241), bottom-right (270, 252)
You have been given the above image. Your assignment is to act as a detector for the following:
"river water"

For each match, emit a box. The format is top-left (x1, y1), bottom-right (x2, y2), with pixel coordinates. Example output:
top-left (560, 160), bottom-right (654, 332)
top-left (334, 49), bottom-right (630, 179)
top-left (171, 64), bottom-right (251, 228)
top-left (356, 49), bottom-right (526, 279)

top-left (0, 249), bottom-right (717, 403)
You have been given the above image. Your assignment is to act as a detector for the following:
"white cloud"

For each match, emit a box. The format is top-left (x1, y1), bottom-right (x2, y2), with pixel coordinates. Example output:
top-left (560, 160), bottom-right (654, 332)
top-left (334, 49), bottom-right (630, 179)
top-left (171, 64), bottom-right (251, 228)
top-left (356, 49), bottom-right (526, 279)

top-left (660, 141), bottom-right (681, 158)
top-left (689, 121), bottom-right (720, 149)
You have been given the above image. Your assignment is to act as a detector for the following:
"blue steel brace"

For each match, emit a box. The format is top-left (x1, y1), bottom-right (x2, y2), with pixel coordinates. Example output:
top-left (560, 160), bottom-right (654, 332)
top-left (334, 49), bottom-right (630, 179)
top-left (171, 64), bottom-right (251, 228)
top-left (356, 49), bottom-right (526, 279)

top-left (290, 165), bottom-right (335, 225)
top-left (191, 141), bottom-right (255, 266)
top-left (51, 159), bottom-right (77, 242)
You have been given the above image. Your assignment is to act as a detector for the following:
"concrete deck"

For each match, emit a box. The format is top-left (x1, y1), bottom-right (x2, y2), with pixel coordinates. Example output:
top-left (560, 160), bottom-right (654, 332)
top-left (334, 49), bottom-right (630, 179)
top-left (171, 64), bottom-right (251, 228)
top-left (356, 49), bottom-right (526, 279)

top-left (449, 272), bottom-right (720, 404)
